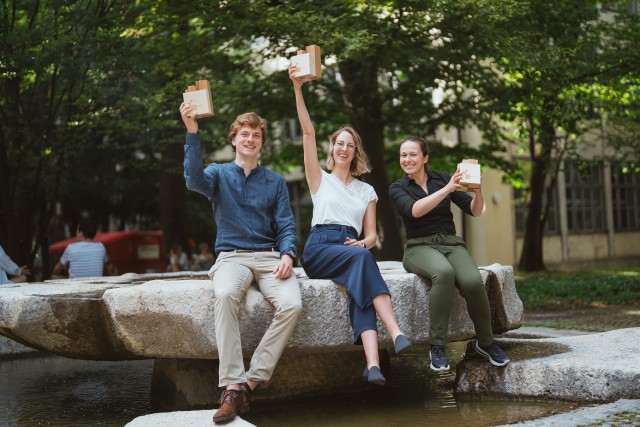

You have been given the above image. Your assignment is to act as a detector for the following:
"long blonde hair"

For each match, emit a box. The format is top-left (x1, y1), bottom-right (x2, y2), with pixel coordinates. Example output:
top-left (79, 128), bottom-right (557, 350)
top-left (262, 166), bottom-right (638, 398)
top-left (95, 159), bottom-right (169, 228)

top-left (326, 125), bottom-right (371, 176)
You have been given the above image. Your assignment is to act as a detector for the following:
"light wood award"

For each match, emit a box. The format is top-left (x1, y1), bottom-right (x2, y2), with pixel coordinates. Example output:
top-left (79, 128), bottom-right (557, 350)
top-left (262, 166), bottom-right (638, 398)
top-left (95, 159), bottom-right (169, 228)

top-left (183, 80), bottom-right (214, 119)
top-left (457, 159), bottom-right (481, 192)
top-left (291, 45), bottom-right (322, 81)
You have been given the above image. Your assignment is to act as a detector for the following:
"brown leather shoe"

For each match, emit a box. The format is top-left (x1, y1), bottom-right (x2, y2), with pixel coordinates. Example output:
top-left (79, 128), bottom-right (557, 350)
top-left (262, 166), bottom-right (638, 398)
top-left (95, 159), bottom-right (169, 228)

top-left (213, 389), bottom-right (249, 424)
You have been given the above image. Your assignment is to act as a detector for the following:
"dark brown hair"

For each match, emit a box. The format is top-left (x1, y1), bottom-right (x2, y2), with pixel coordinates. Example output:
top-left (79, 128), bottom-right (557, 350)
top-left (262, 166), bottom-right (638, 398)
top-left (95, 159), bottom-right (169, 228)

top-left (399, 136), bottom-right (430, 173)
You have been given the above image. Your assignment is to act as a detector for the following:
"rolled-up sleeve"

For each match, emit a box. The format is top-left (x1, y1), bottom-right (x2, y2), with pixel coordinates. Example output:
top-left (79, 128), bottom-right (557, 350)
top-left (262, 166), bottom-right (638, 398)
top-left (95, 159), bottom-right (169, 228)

top-left (274, 177), bottom-right (297, 257)
top-left (450, 190), bottom-right (473, 215)
top-left (0, 246), bottom-right (21, 277)
top-left (184, 132), bottom-right (216, 198)
top-left (389, 181), bottom-right (416, 217)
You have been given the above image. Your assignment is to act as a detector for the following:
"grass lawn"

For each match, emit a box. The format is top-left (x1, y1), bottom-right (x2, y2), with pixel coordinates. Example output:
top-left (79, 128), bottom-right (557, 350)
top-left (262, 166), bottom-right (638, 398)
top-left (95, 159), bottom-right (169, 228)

top-left (515, 267), bottom-right (640, 331)
top-left (515, 267), bottom-right (640, 310)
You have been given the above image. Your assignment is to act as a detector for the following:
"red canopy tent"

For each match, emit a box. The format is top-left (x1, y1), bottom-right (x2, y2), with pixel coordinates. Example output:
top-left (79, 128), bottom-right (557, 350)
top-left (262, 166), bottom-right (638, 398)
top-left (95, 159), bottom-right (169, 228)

top-left (49, 230), bottom-right (165, 275)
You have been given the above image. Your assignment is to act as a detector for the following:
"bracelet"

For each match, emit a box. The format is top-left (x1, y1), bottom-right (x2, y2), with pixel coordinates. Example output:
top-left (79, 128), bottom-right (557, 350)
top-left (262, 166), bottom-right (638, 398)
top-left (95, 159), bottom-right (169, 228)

top-left (360, 241), bottom-right (366, 248)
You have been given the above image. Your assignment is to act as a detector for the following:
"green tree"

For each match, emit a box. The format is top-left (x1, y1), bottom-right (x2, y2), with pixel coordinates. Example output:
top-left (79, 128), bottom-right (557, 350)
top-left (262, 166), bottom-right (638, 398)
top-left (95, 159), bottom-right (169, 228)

top-left (478, 1), bottom-right (640, 271)
top-left (0, 0), bottom-right (151, 276)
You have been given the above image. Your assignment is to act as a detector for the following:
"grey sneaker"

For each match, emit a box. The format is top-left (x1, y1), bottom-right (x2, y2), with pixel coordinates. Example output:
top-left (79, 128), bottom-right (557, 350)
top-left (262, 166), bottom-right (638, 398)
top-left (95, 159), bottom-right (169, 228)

top-left (475, 341), bottom-right (510, 367)
top-left (429, 345), bottom-right (450, 371)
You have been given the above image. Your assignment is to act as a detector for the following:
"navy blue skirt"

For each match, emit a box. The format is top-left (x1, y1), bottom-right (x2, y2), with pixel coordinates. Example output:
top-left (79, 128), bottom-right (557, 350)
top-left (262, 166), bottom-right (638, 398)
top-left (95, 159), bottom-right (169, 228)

top-left (301, 224), bottom-right (391, 344)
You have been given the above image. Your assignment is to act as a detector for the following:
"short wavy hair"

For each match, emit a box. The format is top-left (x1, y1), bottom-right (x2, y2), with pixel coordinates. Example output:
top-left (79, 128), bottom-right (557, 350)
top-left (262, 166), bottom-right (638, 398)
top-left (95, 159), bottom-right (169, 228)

top-left (326, 125), bottom-right (371, 177)
top-left (228, 112), bottom-right (267, 152)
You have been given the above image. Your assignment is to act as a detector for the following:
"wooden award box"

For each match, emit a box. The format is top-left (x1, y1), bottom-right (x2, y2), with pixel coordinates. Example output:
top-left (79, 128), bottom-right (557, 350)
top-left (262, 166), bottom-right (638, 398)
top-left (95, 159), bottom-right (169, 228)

top-left (457, 159), bottom-right (481, 192)
top-left (183, 80), bottom-right (214, 119)
top-left (291, 45), bottom-right (322, 81)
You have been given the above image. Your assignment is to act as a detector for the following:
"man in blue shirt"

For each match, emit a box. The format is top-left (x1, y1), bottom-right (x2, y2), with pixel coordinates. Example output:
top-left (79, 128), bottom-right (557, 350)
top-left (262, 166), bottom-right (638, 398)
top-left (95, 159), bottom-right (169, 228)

top-left (0, 244), bottom-right (30, 284)
top-left (180, 103), bottom-right (302, 424)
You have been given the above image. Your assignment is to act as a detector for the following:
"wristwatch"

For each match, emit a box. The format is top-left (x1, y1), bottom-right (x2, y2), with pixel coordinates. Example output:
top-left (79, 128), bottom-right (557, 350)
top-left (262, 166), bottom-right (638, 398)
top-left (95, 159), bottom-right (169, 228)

top-left (283, 250), bottom-right (296, 261)
top-left (360, 241), bottom-right (366, 248)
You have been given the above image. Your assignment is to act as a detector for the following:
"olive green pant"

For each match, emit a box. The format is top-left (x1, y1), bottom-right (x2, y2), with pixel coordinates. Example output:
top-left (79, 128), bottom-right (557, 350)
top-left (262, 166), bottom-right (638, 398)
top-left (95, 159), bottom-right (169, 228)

top-left (402, 234), bottom-right (494, 347)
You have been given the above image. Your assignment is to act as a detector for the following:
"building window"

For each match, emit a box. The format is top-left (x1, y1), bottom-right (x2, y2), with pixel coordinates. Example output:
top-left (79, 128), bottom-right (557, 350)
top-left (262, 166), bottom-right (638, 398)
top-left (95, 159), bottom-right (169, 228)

top-left (611, 164), bottom-right (640, 231)
top-left (603, 1), bottom-right (639, 13)
top-left (514, 185), bottom-right (559, 236)
top-left (565, 161), bottom-right (606, 233)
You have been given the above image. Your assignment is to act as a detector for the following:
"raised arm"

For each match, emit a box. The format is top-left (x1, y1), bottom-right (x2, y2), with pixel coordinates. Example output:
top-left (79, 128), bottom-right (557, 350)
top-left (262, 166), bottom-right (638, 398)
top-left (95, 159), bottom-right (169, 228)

top-left (179, 103), bottom-right (216, 198)
top-left (469, 183), bottom-right (484, 217)
top-left (410, 169), bottom-right (462, 218)
top-left (289, 65), bottom-right (322, 194)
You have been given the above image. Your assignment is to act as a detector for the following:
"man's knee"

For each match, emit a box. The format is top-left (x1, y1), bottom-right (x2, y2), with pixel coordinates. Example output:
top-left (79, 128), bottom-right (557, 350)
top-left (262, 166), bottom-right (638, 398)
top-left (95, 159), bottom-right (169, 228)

top-left (284, 298), bottom-right (303, 318)
top-left (213, 284), bottom-right (242, 307)
top-left (277, 295), bottom-right (302, 321)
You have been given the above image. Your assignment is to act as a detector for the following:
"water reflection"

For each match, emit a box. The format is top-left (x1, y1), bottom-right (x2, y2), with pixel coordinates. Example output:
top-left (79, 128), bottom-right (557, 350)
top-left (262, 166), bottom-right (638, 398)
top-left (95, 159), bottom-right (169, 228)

top-left (0, 342), bottom-right (571, 426)
top-left (245, 342), bottom-right (569, 427)
top-left (0, 356), bottom-right (154, 427)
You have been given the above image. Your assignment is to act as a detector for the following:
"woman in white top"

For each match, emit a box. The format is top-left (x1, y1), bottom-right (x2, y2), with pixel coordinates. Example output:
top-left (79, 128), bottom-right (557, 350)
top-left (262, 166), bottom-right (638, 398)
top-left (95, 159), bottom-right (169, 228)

top-left (289, 65), bottom-right (410, 385)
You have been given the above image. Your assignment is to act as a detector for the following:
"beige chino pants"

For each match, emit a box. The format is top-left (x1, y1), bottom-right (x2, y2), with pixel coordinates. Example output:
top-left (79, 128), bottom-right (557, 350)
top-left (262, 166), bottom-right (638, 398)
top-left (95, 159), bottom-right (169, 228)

top-left (208, 251), bottom-right (302, 387)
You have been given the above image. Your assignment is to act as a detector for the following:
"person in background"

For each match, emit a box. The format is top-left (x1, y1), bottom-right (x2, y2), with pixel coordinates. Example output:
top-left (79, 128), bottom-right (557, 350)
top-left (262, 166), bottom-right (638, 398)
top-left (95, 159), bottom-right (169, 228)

top-left (167, 243), bottom-right (190, 272)
top-left (289, 65), bottom-right (411, 386)
top-left (52, 219), bottom-right (107, 279)
top-left (0, 244), bottom-right (30, 285)
top-left (180, 102), bottom-right (302, 424)
top-left (192, 241), bottom-right (215, 271)
top-left (389, 136), bottom-right (510, 370)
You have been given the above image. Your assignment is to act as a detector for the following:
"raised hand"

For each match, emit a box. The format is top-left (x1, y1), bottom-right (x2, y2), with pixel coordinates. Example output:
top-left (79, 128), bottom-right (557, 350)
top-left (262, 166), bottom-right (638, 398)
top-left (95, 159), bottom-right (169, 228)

top-left (288, 64), bottom-right (305, 89)
top-left (179, 102), bottom-right (199, 134)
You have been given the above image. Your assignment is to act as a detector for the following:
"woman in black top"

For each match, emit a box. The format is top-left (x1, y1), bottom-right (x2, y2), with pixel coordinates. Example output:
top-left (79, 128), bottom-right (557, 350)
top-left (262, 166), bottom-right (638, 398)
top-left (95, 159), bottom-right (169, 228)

top-left (389, 136), bottom-right (509, 370)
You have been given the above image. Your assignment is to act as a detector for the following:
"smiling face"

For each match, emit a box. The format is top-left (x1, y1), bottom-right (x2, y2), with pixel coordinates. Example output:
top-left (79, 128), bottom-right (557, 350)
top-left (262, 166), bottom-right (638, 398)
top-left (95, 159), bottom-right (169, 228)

top-left (331, 131), bottom-right (356, 169)
top-left (231, 125), bottom-right (263, 159)
top-left (399, 140), bottom-right (429, 177)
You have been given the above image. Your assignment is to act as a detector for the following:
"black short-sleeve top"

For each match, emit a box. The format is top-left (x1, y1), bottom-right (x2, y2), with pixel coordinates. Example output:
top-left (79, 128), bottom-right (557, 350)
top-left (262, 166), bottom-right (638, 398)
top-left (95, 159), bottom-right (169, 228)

top-left (389, 171), bottom-right (474, 239)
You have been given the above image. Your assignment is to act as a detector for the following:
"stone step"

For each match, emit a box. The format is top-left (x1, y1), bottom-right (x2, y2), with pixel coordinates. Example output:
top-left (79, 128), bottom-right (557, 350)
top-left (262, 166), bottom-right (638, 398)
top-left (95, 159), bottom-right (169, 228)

top-left (125, 410), bottom-right (255, 427)
top-left (456, 327), bottom-right (640, 402)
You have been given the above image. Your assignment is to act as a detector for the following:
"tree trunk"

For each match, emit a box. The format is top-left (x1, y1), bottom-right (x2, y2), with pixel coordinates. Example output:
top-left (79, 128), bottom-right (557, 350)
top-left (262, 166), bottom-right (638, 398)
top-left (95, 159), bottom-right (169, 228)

top-left (518, 118), bottom-right (555, 272)
top-left (518, 156), bottom-right (547, 271)
top-left (338, 60), bottom-right (403, 261)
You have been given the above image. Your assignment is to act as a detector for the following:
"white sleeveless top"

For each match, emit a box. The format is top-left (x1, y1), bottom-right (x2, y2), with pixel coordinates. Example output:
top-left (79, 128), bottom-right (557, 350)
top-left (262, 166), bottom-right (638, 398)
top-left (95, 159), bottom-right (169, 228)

top-left (311, 170), bottom-right (378, 235)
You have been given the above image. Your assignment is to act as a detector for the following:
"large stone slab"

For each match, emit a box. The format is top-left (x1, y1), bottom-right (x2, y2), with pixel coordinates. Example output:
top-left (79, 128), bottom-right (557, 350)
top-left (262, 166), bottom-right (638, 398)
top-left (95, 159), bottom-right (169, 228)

top-left (0, 335), bottom-right (38, 357)
top-left (0, 263), bottom-right (522, 360)
top-left (126, 410), bottom-right (255, 427)
top-left (455, 328), bottom-right (640, 402)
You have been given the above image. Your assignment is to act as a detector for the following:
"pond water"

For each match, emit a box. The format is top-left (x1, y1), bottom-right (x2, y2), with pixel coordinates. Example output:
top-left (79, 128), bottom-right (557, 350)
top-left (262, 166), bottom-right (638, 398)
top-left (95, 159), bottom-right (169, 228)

top-left (0, 342), bottom-right (574, 427)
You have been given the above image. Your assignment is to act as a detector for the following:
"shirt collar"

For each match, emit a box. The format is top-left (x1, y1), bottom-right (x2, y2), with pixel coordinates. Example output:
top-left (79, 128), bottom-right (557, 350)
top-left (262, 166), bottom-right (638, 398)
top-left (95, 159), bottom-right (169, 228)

top-left (404, 170), bottom-right (434, 185)
top-left (230, 161), bottom-right (261, 177)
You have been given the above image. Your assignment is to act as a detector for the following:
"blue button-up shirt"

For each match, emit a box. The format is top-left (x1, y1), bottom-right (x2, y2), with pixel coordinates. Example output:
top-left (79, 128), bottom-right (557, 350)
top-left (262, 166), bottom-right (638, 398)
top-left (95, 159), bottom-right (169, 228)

top-left (184, 132), bottom-right (297, 257)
